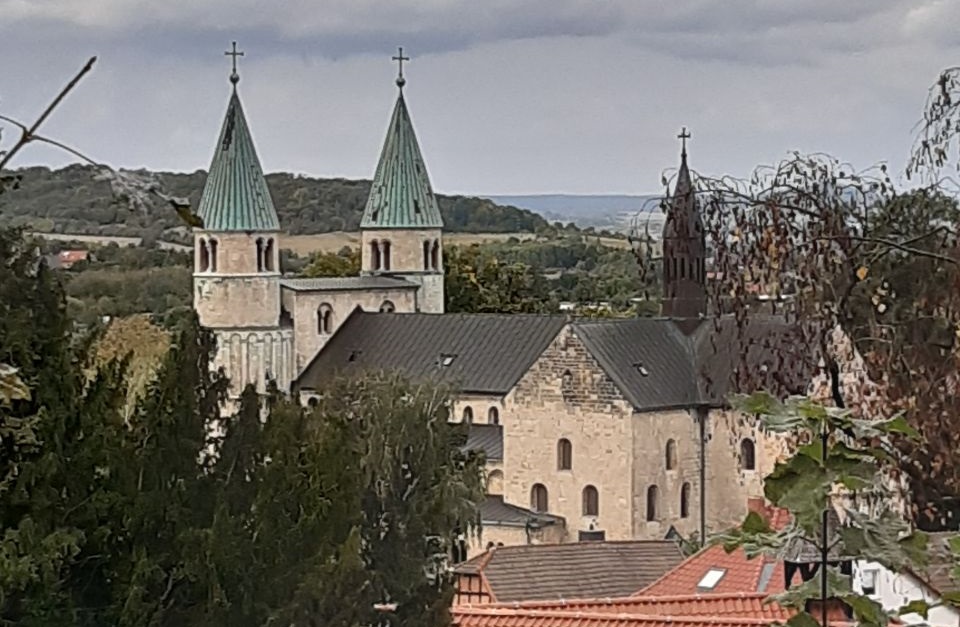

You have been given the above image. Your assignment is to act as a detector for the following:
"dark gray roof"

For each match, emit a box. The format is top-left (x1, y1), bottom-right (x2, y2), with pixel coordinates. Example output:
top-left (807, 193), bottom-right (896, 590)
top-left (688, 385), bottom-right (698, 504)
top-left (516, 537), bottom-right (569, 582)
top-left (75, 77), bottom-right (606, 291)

top-left (280, 276), bottom-right (417, 292)
top-left (465, 424), bottom-right (503, 461)
top-left (571, 315), bottom-right (814, 412)
top-left (455, 540), bottom-right (685, 602)
top-left (296, 309), bottom-right (568, 394)
top-left (477, 495), bottom-right (562, 530)
top-left (572, 318), bottom-right (698, 411)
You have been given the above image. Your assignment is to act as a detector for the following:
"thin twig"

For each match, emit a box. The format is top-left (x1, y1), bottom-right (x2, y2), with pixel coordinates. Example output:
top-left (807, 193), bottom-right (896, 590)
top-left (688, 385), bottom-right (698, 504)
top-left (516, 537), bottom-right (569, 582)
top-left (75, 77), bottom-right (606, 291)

top-left (0, 56), bottom-right (97, 170)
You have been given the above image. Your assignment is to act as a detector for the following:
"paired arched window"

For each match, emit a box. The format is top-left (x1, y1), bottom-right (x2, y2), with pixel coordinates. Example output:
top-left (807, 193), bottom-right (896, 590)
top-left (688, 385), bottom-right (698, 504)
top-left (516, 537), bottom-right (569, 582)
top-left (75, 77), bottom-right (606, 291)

top-left (582, 485), bottom-right (599, 517)
top-left (317, 303), bottom-right (333, 335)
top-left (370, 239), bottom-right (393, 271)
top-left (680, 482), bottom-right (691, 518)
top-left (665, 439), bottom-right (678, 470)
top-left (740, 438), bottom-right (756, 471)
top-left (488, 407), bottom-right (500, 425)
top-left (431, 240), bottom-right (440, 269)
top-left (379, 300), bottom-right (395, 313)
top-left (530, 483), bottom-right (549, 513)
top-left (197, 237), bottom-right (219, 272)
top-left (557, 438), bottom-right (572, 470)
top-left (646, 485), bottom-right (659, 522)
top-left (423, 240), bottom-right (431, 270)
top-left (370, 239), bottom-right (382, 271)
top-left (382, 240), bottom-right (392, 271)
top-left (462, 406), bottom-right (474, 424)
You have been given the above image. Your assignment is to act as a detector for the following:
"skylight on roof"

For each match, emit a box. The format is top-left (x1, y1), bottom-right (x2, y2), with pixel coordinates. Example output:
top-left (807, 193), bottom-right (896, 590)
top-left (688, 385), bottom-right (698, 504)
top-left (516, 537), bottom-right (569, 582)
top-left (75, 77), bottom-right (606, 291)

top-left (697, 568), bottom-right (726, 590)
top-left (632, 362), bottom-right (650, 377)
top-left (439, 353), bottom-right (457, 367)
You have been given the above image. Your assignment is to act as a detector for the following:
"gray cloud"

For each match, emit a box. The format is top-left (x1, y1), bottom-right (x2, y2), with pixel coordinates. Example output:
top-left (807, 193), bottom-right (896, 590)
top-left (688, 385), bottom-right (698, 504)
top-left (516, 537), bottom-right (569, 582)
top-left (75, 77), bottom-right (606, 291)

top-left (0, 1), bottom-right (958, 194)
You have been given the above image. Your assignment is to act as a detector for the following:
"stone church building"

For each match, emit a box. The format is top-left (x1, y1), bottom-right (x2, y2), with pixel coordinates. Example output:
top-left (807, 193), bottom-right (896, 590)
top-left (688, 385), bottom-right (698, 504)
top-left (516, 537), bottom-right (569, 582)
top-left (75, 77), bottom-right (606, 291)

top-left (192, 58), bottom-right (802, 557)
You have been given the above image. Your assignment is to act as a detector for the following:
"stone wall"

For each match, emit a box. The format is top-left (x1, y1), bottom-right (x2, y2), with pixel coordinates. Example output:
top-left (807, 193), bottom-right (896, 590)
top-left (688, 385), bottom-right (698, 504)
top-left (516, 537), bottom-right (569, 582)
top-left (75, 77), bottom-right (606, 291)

top-left (213, 327), bottom-right (294, 397)
top-left (283, 286), bottom-right (418, 374)
top-left (360, 228), bottom-right (443, 273)
top-left (502, 325), bottom-right (636, 540)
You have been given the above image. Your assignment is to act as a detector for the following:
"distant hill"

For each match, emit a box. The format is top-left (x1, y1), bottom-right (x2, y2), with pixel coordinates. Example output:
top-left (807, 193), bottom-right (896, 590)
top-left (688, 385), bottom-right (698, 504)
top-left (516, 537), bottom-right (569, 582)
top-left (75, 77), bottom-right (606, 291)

top-left (486, 194), bottom-right (665, 232)
top-left (0, 165), bottom-right (554, 241)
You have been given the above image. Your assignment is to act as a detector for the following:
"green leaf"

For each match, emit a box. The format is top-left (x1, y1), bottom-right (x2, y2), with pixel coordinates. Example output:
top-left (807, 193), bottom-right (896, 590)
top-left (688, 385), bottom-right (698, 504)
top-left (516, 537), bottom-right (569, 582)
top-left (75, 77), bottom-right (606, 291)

top-left (786, 612), bottom-right (821, 627)
top-left (875, 414), bottom-right (921, 440)
top-left (742, 510), bottom-right (773, 534)
top-left (842, 592), bottom-right (891, 627)
top-left (897, 599), bottom-right (932, 619)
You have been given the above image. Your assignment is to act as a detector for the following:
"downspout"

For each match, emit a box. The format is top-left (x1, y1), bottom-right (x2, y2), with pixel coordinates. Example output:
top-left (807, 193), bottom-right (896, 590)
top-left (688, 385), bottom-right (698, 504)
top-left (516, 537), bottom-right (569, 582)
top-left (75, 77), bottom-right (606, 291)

top-left (697, 406), bottom-right (707, 545)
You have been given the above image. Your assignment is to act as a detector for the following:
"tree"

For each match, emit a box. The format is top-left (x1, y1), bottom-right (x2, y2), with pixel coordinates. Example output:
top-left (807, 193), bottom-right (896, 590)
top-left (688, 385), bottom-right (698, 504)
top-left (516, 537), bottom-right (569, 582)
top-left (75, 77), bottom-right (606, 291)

top-left (721, 391), bottom-right (938, 627)
top-left (445, 244), bottom-right (555, 313)
top-left (650, 151), bottom-right (960, 530)
top-left (301, 246), bottom-right (360, 278)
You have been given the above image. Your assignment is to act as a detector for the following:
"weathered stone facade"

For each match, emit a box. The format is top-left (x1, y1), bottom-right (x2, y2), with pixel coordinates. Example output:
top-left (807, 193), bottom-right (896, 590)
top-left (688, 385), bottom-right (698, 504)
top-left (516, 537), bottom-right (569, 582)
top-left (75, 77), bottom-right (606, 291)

top-left (281, 285), bottom-right (418, 373)
top-left (360, 227), bottom-right (445, 313)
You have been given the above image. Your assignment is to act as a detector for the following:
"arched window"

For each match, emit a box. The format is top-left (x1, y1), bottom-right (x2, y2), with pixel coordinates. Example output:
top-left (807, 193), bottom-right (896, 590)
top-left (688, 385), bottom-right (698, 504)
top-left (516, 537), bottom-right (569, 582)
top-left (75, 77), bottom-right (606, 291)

top-left (431, 240), bottom-right (440, 270)
top-left (198, 238), bottom-right (210, 272)
top-left (317, 303), bottom-right (333, 335)
top-left (209, 238), bottom-right (219, 272)
top-left (646, 485), bottom-right (659, 522)
top-left (256, 237), bottom-right (265, 272)
top-left (487, 469), bottom-right (504, 495)
top-left (307, 396), bottom-right (320, 409)
top-left (488, 407), bottom-right (500, 425)
top-left (382, 240), bottom-right (392, 271)
top-left (582, 485), bottom-right (599, 516)
top-left (530, 483), bottom-right (548, 513)
top-left (557, 438), bottom-right (572, 470)
top-left (423, 240), bottom-right (431, 269)
top-left (665, 439), bottom-right (678, 470)
top-left (264, 238), bottom-right (275, 271)
top-left (680, 482), bottom-right (691, 518)
top-left (740, 438), bottom-right (756, 471)
top-left (561, 369), bottom-right (573, 401)
top-left (462, 406), bottom-right (474, 424)
top-left (379, 300), bottom-right (395, 313)
top-left (370, 239), bottom-right (381, 271)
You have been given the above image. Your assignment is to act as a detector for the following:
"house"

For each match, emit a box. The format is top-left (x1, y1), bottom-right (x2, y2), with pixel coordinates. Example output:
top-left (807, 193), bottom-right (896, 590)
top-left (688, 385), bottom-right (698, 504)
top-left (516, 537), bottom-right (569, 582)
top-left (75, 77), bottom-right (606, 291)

top-left (453, 541), bottom-right (685, 606)
top-left (853, 531), bottom-right (960, 627)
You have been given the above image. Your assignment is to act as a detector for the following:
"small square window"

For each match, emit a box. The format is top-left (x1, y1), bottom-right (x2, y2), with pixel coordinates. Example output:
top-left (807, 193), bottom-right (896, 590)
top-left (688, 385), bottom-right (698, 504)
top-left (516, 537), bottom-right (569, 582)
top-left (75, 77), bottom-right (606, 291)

top-left (697, 568), bottom-right (726, 590)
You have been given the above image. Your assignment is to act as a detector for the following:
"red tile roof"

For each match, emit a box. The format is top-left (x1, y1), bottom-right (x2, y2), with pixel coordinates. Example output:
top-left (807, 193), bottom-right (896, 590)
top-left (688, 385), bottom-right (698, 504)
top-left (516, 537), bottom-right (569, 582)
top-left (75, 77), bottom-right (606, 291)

top-left (462, 593), bottom-right (792, 621)
top-left (638, 544), bottom-right (786, 597)
top-left (452, 607), bottom-right (778, 627)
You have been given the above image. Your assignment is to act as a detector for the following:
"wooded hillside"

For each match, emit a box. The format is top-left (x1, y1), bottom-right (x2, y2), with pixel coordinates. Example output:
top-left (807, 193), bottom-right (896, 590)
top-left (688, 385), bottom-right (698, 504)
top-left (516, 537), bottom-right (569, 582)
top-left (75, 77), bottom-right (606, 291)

top-left (0, 164), bottom-right (553, 238)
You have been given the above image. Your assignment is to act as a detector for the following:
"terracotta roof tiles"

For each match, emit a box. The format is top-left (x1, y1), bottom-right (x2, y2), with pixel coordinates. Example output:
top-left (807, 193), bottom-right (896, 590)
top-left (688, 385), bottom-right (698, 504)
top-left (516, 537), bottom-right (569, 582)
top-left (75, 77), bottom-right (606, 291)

top-left (637, 544), bottom-right (786, 598)
top-left (452, 607), bottom-right (777, 627)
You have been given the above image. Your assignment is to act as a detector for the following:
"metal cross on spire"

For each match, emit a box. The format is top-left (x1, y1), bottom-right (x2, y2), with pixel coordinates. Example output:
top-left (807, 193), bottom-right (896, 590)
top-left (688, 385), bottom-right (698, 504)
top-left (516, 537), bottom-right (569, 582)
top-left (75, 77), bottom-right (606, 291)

top-left (225, 41), bottom-right (244, 85)
top-left (392, 46), bottom-right (410, 88)
top-left (677, 126), bottom-right (691, 157)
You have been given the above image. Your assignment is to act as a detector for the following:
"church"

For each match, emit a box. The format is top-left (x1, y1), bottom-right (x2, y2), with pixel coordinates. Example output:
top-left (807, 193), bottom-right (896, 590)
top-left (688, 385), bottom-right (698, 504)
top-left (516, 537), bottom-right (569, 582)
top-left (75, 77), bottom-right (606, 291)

top-left (191, 47), bottom-right (806, 557)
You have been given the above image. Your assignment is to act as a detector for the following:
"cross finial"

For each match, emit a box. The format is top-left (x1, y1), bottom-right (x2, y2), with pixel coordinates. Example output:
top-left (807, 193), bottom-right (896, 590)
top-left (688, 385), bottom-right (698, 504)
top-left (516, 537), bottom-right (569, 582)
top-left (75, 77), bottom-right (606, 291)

top-left (225, 41), bottom-right (244, 86)
top-left (392, 46), bottom-right (410, 88)
top-left (677, 126), bottom-right (691, 157)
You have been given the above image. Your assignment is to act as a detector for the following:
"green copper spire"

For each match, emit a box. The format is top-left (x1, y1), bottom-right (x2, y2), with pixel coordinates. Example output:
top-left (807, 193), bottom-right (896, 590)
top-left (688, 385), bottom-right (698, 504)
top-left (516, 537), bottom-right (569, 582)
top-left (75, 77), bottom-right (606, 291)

top-left (361, 53), bottom-right (444, 230)
top-left (197, 45), bottom-right (280, 232)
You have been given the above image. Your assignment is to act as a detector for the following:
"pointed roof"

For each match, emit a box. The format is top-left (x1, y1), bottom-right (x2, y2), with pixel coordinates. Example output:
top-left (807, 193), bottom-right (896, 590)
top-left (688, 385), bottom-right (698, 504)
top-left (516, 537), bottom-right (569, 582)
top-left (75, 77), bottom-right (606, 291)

top-left (360, 89), bottom-right (444, 229)
top-left (663, 134), bottom-right (700, 241)
top-left (196, 88), bottom-right (280, 232)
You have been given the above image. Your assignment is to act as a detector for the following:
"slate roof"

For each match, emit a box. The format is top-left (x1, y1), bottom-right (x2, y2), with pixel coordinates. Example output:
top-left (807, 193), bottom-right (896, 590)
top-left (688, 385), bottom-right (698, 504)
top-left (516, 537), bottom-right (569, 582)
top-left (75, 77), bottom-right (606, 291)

top-left (197, 88), bottom-right (280, 232)
top-left (455, 541), bottom-right (684, 603)
top-left (571, 315), bottom-right (814, 411)
top-left (914, 531), bottom-right (959, 595)
top-left (296, 310), bottom-right (568, 394)
top-left (280, 276), bottom-right (417, 292)
top-left (466, 424), bottom-right (503, 461)
top-left (477, 496), bottom-right (562, 530)
top-left (360, 90), bottom-right (444, 229)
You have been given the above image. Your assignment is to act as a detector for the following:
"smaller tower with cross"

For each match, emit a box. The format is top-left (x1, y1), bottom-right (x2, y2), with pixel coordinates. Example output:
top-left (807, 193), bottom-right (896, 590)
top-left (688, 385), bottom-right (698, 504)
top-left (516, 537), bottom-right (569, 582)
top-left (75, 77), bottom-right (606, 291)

top-left (193, 42), bottom-right (293, 405)
top-left (661, 127), bottom-right (707, 329)
top-left (359, 47), bottom-right (446, 313)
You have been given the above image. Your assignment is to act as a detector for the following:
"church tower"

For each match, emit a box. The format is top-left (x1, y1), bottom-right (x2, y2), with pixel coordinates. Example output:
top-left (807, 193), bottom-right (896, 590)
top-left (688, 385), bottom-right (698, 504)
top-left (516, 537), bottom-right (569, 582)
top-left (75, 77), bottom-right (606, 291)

top-left (359, 48), bottom-right (445, 313)
top-left (193, 43), bottom-right (294, 397)
top-left (661, 128), bottom-right (707, 327)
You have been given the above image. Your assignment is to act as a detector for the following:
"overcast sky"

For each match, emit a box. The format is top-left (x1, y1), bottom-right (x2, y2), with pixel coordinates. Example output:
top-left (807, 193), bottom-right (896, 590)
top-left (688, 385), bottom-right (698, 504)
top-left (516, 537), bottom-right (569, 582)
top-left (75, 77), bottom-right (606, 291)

top-left (2, 1), bottom-right (959, 195)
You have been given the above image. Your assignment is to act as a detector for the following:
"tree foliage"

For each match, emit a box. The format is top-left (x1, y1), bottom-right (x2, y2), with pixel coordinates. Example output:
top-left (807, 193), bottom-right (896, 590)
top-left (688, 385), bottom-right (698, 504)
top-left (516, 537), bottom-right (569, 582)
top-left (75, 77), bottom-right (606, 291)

top-left (720, 392), bottom-right (939, 627)
top-left (0, 227), bottom-right (484, 626)
top-left (640, 151), bottom-right (960, 529)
